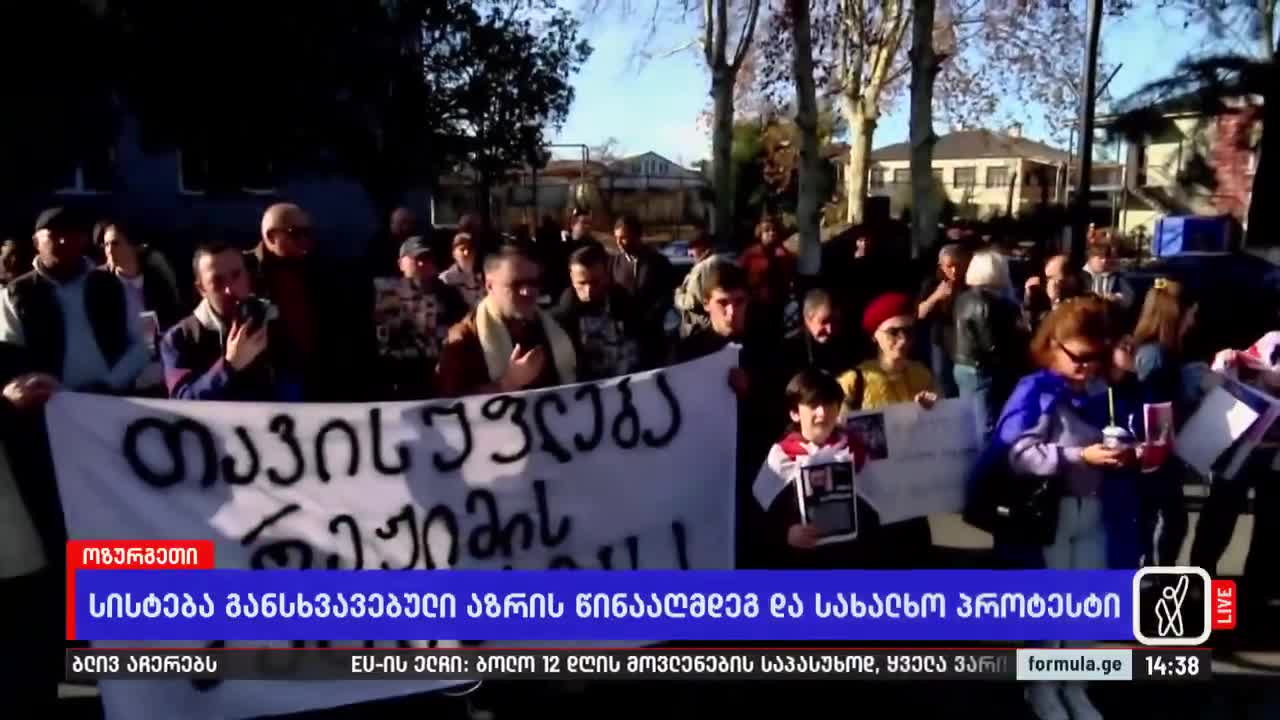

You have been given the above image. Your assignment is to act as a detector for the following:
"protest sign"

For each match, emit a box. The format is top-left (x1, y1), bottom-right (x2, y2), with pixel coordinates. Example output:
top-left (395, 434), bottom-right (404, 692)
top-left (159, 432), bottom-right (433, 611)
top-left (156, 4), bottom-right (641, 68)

top-left (846, 396), bottom-right (983, 525)
top-left (1175, 385), bottom-right (1262, 477)
top-left (46, 347), bottom-right (738, 720)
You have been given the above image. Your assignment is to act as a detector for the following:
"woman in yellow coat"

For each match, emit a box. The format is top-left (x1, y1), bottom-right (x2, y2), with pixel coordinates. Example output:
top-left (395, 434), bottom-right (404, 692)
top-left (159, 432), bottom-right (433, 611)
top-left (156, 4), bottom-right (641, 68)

top-left (837, 291), bottom-right (938, 568)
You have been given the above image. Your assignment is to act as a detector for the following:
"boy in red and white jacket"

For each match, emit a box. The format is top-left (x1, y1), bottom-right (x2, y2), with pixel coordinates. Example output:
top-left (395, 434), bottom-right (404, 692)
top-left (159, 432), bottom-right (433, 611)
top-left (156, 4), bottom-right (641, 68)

top-left (753, 368), bottom-right (873, 568)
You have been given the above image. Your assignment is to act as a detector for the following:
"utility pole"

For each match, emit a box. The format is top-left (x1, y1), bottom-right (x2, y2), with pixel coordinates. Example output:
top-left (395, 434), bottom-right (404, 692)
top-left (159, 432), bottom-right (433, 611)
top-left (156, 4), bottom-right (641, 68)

top-left (1071, 0), bottom-right (1105, 260)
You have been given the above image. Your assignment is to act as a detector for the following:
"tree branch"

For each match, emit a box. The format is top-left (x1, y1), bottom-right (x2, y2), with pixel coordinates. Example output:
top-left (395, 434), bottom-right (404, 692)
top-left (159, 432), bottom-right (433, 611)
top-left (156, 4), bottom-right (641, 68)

top-left (886, 58), bottom-right (912, 85)
top-left (642, 36), bottom-right (703, 60)
top-left (730, 0), bottom-right (763, 71)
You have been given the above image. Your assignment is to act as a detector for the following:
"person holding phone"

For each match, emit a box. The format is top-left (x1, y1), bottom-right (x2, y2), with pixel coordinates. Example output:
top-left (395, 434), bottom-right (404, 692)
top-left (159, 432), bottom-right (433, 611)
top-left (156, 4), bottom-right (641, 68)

top-left (160, 242), bottom-right (279, 401)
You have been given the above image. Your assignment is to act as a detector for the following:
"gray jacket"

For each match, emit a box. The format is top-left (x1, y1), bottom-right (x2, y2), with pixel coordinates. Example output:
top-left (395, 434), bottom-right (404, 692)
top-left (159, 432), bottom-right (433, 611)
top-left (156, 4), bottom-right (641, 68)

top-left (1081, 265), bottom-right (1135, 309)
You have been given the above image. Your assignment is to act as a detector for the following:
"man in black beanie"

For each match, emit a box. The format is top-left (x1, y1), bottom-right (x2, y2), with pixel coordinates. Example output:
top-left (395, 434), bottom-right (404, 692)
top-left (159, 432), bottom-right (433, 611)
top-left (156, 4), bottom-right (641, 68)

top-left (0, 206), bottom-right (148, 394)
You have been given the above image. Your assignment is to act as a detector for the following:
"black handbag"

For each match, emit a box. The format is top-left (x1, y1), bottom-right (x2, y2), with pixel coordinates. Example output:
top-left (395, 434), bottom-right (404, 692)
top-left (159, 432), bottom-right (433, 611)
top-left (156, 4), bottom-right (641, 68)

top-left (962, 454), bottom-right (1062, 547)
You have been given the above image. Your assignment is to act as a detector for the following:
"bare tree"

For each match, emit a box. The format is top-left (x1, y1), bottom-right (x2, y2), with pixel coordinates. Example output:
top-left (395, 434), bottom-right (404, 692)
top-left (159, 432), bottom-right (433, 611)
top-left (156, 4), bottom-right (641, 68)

top-left (707, 0), bottom-right (765, 244)
top-left (836, 0), bottom-right (911, 224)
top-left (907, 0), bottom-right (950, 257)
top-left (591, 136), bottom-right (624, 164)
top-left (588, 1), bottom-right (763, 246)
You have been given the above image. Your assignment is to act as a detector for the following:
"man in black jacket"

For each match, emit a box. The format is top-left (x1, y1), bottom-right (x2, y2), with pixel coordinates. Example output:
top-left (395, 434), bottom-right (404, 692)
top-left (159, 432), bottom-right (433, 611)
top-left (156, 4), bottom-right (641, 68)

top-left (780, 288), bottom-right (859, 381)
top-left (553, 243), bottom-right (655, 380)
top-left (607, 214), bottom-right (676, 340)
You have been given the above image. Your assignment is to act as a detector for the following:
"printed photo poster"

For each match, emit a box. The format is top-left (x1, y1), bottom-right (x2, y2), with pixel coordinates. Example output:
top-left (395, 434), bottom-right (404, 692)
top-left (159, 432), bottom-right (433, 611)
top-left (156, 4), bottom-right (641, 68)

top-left (46, 347), bottom-right (740, 720)
top-left (795, 451), bottom-right (858, 544)
top-left (843, 396), bottom-right (983, 525)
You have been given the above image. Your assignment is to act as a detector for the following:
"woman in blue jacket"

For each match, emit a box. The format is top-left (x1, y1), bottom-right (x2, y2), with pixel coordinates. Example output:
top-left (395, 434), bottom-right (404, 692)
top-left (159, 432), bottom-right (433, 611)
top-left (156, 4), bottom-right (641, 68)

top-left (976, 297), bottom-right (1140, 720)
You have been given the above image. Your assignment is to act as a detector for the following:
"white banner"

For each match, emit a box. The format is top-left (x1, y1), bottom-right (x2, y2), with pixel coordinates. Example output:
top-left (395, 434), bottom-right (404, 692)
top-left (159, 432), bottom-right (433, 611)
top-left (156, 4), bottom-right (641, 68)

top-left (847, 396), bottom-right (982, 525)
top-left (48, 347), bottom-right (739, 720)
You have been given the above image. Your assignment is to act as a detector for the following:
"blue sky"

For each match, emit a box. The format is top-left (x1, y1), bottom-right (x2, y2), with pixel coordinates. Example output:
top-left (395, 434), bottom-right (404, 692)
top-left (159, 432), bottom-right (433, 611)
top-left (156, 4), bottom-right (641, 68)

top-left (551, 3), bottom-right (1217, 166)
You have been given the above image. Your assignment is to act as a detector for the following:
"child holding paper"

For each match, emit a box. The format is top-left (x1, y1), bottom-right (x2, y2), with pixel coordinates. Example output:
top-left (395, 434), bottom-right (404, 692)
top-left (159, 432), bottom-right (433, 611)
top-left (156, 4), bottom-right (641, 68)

top-left (752, 368), bottom-right (870, 568)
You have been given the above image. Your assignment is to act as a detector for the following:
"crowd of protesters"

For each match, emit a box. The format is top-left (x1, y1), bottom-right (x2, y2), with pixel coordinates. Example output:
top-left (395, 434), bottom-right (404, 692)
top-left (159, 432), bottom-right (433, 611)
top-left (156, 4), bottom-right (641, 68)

top-left (0, 202), bottom-right (1276, 719)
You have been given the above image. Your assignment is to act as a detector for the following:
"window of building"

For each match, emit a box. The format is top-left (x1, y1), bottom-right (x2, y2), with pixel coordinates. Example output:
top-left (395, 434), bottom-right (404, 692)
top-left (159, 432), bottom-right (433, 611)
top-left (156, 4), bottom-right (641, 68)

top-left (985, 166), bottom-right (1010, 187)
top-left (931, 168), bottom-right (944, 184)
top-left (954, 166), bottom-right (977, 187)
top-left (892, 168), bottom-right (910, 185)
top-left (869, 167), bottom-right (885, 188)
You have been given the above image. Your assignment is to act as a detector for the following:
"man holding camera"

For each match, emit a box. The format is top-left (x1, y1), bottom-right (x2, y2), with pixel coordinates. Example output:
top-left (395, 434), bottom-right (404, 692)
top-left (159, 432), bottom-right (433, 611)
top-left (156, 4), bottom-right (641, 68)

top-left (160, 242), bottom-right (280, 401)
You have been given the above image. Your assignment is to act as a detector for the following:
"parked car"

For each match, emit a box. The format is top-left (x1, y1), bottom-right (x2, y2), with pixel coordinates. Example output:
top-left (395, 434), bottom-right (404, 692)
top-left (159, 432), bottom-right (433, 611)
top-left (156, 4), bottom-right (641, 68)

top-left (1122, 251), bottom-right (1280, 360)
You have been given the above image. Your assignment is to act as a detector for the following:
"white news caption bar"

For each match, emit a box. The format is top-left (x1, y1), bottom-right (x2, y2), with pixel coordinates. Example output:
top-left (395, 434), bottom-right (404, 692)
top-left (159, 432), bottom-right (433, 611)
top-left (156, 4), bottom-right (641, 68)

top-left (1015, 649), bottom-right (1133, 681)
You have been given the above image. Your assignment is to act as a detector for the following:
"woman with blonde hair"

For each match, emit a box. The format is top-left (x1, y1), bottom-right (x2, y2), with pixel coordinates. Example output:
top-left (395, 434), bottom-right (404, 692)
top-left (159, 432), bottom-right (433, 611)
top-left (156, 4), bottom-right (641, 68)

top-left (953, 248), bottom-right (1028, 435)
top-left (1131, 278), bottom-right (1196, 566)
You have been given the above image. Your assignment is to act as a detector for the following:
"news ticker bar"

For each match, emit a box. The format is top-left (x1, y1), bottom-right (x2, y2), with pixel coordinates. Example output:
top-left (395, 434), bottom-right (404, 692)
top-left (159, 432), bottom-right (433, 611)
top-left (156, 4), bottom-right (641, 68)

top-left (66, 648), bottom-right (1211, 682)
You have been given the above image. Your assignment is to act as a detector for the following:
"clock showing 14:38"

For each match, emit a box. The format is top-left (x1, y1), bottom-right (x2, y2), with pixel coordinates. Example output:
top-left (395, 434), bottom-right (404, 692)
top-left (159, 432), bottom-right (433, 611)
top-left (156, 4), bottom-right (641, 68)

top-left (1140, 651), bottom-right (1207, 680)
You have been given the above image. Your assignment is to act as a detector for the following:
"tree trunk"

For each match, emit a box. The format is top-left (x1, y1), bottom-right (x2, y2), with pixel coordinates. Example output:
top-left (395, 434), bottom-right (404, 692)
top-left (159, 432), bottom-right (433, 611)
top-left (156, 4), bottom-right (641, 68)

top-left (790, 0), bottom-right (822, 277)
top-left (711, 69), bottom-right (736, 249)
top-left (908, 0), bottom-right (941, 259)
top-left (844, 102), bottom-right (875, 225)
top-left (1070, 0), bottom-right (1105, 261)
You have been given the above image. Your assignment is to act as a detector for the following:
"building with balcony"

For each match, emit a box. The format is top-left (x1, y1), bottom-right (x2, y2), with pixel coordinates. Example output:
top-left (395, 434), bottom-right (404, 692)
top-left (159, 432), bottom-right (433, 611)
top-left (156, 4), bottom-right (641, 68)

top-left (1098, 95), bottom-right (1261, 239)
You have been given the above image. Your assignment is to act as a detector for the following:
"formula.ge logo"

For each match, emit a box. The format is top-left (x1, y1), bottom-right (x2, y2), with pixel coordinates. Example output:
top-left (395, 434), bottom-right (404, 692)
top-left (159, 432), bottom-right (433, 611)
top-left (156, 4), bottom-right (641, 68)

top-left (1132, 567), bottom-right (1237, 646)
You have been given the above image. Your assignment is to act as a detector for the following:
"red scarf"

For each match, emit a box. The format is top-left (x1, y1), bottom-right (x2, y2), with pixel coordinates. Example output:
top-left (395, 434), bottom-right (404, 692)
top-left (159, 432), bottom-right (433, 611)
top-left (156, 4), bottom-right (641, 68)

top-left (777, 428), bottom-right (867, 471)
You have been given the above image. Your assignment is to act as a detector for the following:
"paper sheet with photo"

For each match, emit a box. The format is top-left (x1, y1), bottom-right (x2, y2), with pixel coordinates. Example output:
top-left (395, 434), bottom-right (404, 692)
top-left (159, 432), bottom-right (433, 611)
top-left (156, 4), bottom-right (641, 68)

top-left (844, 395), bottom-right (983, 525)
top-left (794, 450), bottom-right (858, 545)
top-left (1175, 386), bottom-right (1261, 477)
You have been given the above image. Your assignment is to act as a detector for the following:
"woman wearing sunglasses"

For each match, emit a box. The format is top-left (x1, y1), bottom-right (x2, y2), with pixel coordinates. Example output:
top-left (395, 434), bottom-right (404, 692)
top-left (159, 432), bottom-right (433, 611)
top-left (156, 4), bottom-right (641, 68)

top-left (837, 292), bottom-right (939, 569)
top-left (838, 291), bottom-right (938, 413)
top-left (984, 296), bottom-right (1141, 720)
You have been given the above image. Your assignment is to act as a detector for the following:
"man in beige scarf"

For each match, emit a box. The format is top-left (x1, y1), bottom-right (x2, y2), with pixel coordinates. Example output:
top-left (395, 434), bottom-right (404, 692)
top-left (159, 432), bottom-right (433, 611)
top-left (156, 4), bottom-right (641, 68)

top-left (436, 246), bottom-right (576, 397)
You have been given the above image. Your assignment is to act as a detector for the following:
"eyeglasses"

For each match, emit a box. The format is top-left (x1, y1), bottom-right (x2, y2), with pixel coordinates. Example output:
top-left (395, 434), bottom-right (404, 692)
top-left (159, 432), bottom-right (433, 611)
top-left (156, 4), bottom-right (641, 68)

top-left (1055, 340), bottom-right (1107, 366)
top-left (880, 324), bottom-right (914, 338)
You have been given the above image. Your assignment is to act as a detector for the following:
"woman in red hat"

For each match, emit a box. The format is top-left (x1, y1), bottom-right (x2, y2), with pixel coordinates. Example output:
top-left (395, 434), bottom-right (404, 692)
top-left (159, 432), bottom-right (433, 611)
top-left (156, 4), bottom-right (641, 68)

top-left (837, 291), bottom-right (939, 570)
top-left (837, 291), bottom-right (938, 413)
